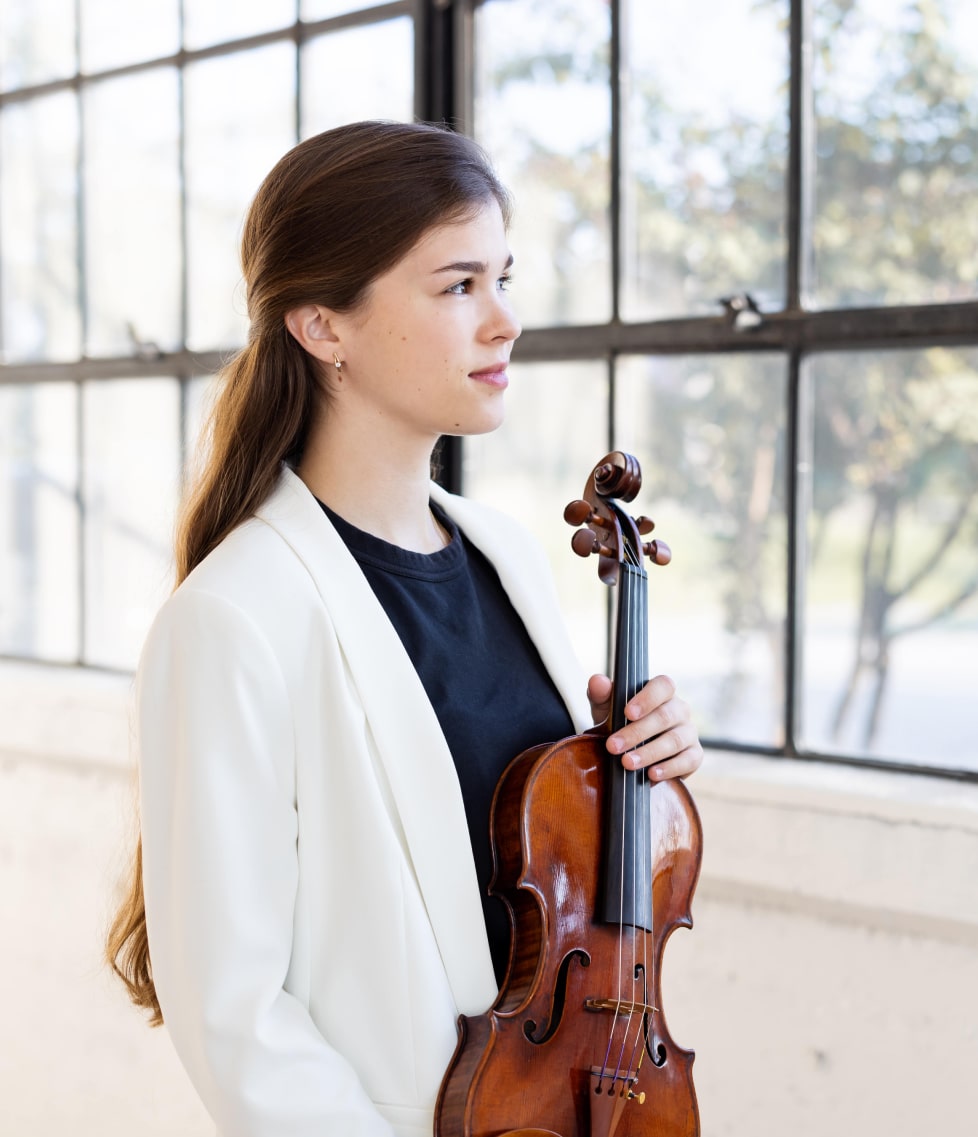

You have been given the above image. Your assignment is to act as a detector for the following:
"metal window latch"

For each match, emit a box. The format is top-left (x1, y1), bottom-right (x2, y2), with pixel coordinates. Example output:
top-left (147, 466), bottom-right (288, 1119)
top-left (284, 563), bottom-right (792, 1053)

top-left (719, 292), bottom-right (764, 331)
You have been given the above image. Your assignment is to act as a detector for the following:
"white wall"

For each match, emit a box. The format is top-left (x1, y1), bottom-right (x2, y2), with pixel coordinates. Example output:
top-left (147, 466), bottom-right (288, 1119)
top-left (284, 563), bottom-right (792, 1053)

top-left (1, 660), bottom-right (975, 1136)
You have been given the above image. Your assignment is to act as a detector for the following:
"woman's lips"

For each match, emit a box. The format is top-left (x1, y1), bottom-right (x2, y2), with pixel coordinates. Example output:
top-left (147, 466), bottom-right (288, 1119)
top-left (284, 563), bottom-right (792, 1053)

top-left (469, 365), bottom-right (509, 388)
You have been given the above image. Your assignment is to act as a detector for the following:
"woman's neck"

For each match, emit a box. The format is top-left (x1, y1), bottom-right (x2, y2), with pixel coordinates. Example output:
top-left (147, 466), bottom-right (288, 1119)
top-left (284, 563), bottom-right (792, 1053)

top-left (297, 415), bottom-right (448, 553)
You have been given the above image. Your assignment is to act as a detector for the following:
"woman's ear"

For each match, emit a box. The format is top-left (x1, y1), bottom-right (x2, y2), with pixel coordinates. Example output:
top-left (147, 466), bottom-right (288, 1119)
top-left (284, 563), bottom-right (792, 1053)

top-left (284, 305), bottom-right (340, 361)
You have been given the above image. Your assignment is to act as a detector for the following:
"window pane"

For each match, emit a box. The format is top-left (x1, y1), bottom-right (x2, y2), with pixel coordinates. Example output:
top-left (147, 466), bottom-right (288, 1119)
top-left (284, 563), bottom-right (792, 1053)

top-left (813, 0), bottom-right (978, 307)
top-left (0, 383), bottom-right (80, 661)
top-left (474, 0), bottom-right (611, 328)
top-left (463, 361), bottom-right (610, 667)
top-left (0, 93), bottom-right (81, 363)
top-left (1, 0), bottom-right (76, 89)
top-left (622, 0), bottom-right (788, 321)
top-left (83, 70), bottom-right (182, 357)
top-left (184, 0), bottom-right (296, 51)
top-left (183, 372), bottom-right (219, 488)
top-left (802, 349), bottom-right (978, 771)
top-left (301, 0), bottom-right (391, 19)
top-left (185, 44), bottom-right (298, 351)
top-left (82, 379), bottom-right (180, 670)
top-left (615, 354), bottom-right (788, 748)
top-left (300, 18), bottom-right (413, 138)
top-left (79, 0), bottom-right (179, 73)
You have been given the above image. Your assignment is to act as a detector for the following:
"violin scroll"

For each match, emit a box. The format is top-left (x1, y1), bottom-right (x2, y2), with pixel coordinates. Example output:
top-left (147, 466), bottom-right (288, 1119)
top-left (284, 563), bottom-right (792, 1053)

top-left (563, 452), bottom-right (670, 578)
top-left (592, 452), bottom-right (642, 501)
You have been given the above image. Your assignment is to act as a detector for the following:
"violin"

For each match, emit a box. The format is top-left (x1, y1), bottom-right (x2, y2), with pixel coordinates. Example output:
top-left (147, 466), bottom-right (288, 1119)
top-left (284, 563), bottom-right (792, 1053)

top-left (435, 452), bottom-right (702, 1137)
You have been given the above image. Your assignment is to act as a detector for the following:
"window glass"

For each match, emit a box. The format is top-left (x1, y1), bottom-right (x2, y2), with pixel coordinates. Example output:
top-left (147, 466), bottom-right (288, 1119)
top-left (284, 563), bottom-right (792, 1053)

top-left (463, 360), bottom-right (610, 670)
top-left (183, 0), bottom-right (296, 51)
top-left (183, 372), bottom-right (219, 492)
top-left (83, 70), bottom-right (182, 357)
top-left (82, 379), bottom-right (180, 670)
top-left (300, 18), bottom-right (413, 138)
top-left (0, 383), bottom-right (80, 661)
top-left (0, 0), bottom-right (76, 90)
top-left (79, 0), bottom-right (179, 73)
top-left (622, 0), bottom-right (788, 321)
top-left (813, 0), bottom-right (978, 307)
top-left (615, 354), bottom-right (788, 748)
top-left (301, 0), bottom-right (391, 19)
top-left (0, 93), bottom-right (81, 363)
top-left (185, 44), bottom-right (297, 351)
top-left (801, 349), bottom-right (978, 771)
top-left (474, 0), bottom-right (611, 329)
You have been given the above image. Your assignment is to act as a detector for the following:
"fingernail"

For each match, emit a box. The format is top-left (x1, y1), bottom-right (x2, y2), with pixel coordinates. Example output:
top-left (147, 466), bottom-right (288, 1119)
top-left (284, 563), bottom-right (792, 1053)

top-left (608, 738), bottom-right (623, 754)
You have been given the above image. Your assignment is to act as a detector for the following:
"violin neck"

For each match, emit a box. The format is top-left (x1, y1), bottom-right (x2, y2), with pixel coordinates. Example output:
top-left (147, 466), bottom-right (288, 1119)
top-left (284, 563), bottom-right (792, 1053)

top-left (600, 561), bottom-right (654, 932)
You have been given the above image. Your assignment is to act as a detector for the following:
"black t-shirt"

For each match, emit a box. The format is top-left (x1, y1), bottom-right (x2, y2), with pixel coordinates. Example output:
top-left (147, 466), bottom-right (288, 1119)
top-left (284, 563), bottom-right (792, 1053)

top-left (320, 500), bottom-right (576, 983)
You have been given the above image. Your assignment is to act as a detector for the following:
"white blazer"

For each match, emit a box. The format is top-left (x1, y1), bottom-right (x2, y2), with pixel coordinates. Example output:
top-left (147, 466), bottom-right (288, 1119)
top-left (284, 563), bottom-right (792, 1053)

top-left (138, 467), bottom-right (591, 1137)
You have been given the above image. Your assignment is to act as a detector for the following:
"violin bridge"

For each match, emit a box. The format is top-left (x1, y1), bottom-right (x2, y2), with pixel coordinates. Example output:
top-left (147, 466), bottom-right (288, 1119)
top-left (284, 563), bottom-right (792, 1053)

top-left (584, 996), bottom-right (658, 1016)
top-left (588, 1066), bottom-right (645, 1137)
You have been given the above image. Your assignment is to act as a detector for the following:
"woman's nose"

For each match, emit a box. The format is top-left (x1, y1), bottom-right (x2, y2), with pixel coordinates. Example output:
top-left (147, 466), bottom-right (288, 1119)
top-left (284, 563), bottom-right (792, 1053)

top-left (489, 296), bottom-right (521, 344)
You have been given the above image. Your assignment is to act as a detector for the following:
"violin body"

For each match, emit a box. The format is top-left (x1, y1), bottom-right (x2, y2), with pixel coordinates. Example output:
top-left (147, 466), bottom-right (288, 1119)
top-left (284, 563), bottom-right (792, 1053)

top-left (435, 452), bottom-right (702, 1137)
top-left (435, 731), bottom-right (701, 1137)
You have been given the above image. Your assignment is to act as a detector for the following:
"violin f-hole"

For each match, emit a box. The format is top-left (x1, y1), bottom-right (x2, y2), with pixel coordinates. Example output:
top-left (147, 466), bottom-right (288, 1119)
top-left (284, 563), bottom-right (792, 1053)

top-left (523, 949), bottom-right (590, 1045)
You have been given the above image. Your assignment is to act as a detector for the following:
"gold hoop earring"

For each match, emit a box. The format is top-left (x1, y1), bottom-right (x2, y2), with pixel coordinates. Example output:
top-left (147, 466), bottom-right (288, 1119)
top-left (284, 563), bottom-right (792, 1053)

top-left (333, 353), bottom-right (343, 373)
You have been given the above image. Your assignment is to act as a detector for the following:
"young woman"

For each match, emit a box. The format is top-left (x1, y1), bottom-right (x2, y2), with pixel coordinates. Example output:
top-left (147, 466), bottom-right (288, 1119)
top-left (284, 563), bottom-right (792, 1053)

top-left (107, 120), bottom-right (702, 1137)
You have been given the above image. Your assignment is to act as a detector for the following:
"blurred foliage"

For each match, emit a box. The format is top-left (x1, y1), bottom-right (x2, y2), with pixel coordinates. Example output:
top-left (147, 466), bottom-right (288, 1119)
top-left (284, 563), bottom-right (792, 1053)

top-left (813, 349), bottom-right (978, 746)
top-left (812, 0), bottom-right (978, 305)
top-left (480, 0), bottom-right (977, 757)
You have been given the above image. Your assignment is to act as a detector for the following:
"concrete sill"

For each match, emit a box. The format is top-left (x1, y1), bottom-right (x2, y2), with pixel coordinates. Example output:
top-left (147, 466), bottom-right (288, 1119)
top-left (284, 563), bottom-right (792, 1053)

top-left (693, 749), bottom-right (978, 945)
top-left (2, 660), bottom-right (975, 944)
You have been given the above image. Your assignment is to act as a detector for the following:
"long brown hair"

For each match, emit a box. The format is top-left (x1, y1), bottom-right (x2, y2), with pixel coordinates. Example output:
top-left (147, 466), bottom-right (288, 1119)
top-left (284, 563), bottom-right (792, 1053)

top-left (106, 120), bottom-right (511, 1023)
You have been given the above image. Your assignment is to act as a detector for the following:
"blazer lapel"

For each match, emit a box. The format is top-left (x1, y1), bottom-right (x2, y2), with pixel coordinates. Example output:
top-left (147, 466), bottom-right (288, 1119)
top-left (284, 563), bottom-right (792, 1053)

top-left (256, 468), bottom-right (497, 1014)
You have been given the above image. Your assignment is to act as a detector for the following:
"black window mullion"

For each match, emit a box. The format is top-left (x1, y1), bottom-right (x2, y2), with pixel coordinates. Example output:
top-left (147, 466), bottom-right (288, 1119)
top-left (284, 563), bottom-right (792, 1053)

top-left (419, 0), bottom-right (465, 492)
top-left (76, 378), bottom-right (86, 665)
top-left (784, 346), bottom-right (806, 755)
top-left (415, 0), bottom-right (458, 126)
top-left (74, 0), bottom-right (87, 665)
top-left (177, 30), bottom-right (189, 352)
top-left (787, 0), bottom-right (814, 312)
top-left (609, 0), bottom-right (623, 324)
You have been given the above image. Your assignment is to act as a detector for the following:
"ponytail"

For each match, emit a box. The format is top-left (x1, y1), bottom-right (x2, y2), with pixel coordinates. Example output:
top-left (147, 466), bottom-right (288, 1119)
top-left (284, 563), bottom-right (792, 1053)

top-left (176, 328), bottom-right (321, 584)
top-left (104, 327), bottom-right (322, 1022)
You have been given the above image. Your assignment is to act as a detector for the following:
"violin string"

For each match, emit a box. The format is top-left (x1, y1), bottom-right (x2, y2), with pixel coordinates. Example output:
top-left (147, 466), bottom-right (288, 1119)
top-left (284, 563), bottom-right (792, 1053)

top-left (601, 562), bottom-right (631, 1093)
top-left (606, 530), bottom-right (654, 1093)
top-left (643, 563), bottom-right (653, 1066)
top-left (632, 566), bottom-right (645, 1082)
top-left (626, 564), bottom-right (652, 1083)
top-left (614, 565), bottom-right (639, 1092)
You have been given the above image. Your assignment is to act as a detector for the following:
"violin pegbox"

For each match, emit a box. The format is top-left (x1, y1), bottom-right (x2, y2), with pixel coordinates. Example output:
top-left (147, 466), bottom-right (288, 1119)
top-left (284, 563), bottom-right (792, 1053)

top-left (563, 452), bottom-right (672, 582)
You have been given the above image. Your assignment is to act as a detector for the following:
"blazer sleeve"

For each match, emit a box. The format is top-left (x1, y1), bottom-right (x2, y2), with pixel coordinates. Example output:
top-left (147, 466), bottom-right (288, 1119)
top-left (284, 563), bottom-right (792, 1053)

top-left (137, 585), bottom-right (394, 1137)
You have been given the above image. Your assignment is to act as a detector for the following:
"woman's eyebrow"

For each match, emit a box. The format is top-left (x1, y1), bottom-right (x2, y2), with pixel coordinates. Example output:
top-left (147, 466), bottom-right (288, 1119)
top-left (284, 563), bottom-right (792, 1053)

top-left (432, 253), bottom-right (515, 275)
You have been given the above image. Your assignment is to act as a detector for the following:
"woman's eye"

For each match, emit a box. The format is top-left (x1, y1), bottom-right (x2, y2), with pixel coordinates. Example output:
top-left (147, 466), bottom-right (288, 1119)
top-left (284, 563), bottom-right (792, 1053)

top-left (445, 279), bottom-right (472, 295)
top-left (497, 273), bottom-right (513, 291)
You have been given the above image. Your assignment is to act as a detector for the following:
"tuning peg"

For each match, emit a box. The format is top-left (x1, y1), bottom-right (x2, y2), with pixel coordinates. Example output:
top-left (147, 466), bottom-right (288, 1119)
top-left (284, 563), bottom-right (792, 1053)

top-left (571, 529), bottom-right (617, 559)
top-left (635, 515), bottom-right (655, 535)
top-left (571, 529), bottom-right (599, 558)
top-left (643, 539), bottom-right (672, 566)
top-left (563, 499), bottom-right (593, 526)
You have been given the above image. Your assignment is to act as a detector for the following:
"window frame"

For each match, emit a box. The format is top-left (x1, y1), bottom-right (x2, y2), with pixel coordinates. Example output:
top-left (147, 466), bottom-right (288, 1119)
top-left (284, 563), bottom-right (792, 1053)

top-left (446, 0), bottom-right (978, 782)
top-left (1, 0), bottom-right (975, 781)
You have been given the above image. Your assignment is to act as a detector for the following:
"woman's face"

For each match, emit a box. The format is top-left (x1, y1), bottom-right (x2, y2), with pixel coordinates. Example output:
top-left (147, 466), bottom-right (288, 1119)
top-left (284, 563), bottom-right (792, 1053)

top-left (331, 198), bottom-right (521, 445)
